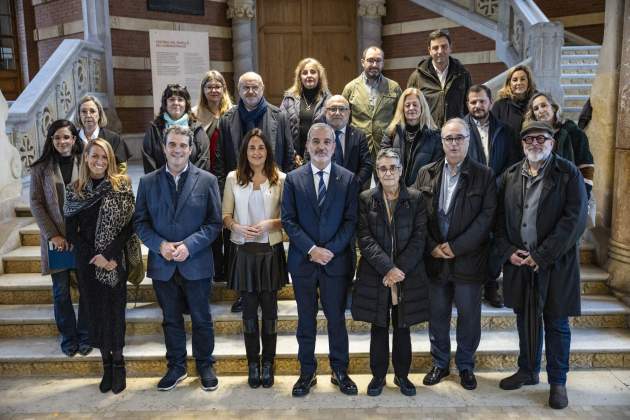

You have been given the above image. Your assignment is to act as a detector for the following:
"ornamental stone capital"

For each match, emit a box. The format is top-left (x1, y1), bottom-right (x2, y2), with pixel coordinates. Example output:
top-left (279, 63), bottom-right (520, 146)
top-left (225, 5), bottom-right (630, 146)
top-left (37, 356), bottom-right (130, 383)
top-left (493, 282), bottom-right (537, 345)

top-left (227, 0), bottom-right (256, 20)
top-left (358, 0), bottom-right (386, 18)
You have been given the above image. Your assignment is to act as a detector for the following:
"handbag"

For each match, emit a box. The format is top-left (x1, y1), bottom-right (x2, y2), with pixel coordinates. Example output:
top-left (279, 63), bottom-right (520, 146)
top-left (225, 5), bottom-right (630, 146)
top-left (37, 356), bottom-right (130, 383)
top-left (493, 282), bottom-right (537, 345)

top-left (125, 233), bottom-right (144, 305)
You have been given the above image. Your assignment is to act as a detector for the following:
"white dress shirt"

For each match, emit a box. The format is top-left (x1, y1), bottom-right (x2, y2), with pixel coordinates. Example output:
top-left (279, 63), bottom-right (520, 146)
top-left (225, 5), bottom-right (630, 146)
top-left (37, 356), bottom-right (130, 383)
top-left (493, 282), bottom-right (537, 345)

top-left (473, 117), bottom-right (491, 162)
top-left (432, 61), bottom-right (449, 88)
top-left (78, 127), bottom-right (100, 143)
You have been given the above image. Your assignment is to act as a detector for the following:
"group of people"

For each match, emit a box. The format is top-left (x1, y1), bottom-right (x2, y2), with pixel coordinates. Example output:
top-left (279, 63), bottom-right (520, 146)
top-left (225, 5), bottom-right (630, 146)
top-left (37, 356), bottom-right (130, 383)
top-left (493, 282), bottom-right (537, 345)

top-left (28, 28), bottom-right (593, 410)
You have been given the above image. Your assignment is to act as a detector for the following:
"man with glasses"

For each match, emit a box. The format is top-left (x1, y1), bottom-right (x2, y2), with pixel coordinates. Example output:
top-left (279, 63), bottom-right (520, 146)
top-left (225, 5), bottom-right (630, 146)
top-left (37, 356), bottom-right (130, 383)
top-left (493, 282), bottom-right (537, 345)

top-left (407, 29), bottom-right (472, 127)
top-left (323, 95), bottom-right (373, 189)
top-left (216, 71), bottom-right (295, 312)
top-left (414, 117), bottom-right (496, 391)
top-left (496, 120), bottom-right (587, 410)
top-left (342, 46), bottom-right (402, 171)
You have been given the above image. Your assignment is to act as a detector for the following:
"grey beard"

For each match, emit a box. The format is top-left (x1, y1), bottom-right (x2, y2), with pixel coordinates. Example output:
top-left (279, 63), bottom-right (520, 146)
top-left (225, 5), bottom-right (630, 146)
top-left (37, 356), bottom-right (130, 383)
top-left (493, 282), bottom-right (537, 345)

top-left (525, 148), bottom-right (551, 163)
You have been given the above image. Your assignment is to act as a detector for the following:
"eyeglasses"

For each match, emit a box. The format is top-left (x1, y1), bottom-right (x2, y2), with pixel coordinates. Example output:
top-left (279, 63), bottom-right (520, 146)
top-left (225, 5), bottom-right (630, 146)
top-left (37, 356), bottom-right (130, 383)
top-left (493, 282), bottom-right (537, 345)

top-left (326, 106), bottom-right (349, 113)
top-left (441, 135), bottom-right (468, 144)
top-left (204, 84), bottom-right (224, 91)
top-left (241, 85), bottom-right (261, 93)
top-left (522, 135), bottom-right (552, 145)
top-left (364, 58), bottom-right (383, 64)
top-left (377, 165), bottom-right (401, 175)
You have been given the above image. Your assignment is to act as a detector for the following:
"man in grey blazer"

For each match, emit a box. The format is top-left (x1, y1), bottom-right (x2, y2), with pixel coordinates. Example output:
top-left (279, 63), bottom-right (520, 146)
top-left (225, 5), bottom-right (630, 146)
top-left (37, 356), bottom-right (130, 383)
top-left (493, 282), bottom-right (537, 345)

top-left (134, 125), bottom-right (222, 392)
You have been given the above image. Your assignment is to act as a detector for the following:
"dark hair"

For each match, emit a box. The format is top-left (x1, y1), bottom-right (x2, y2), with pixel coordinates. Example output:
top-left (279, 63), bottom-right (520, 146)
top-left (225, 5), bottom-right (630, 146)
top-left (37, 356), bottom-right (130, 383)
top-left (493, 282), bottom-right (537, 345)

top-left (31, 119), bottom-right (82, 167)
top-left (236, 128), bottom-right (279, 187)
top-left (361, 46), bottom-right (384, 59)
top-left (154, 84), bottom-right (193, 126)
top-left (467, 84), bottom-right (492, 101)
top-left (164, 125), bottom-right (194, 147)
top-left (428, 29), bottom-right (451, 47)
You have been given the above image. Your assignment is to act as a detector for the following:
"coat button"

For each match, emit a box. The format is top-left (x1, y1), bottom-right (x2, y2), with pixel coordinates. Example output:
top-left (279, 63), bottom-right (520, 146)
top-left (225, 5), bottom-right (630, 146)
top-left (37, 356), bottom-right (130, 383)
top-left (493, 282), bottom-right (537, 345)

top-left (522, 223), bottom-right (527, 227)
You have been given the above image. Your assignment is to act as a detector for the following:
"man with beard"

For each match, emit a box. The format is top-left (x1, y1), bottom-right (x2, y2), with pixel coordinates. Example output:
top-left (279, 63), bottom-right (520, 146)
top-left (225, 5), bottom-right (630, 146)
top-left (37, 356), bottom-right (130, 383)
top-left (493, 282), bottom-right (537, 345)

top-left (343, 46), bottom-right (402, 172)
top-left (216, 71), bottom-right (295, 312)
top-left (282, 123), bottom-right (359, 397)
top-left (407, 29), bottom-right (472, 127)
top-left (464, 84), bottom-right (521, 308)
top-left (495, 120), bottom-right (587, 410)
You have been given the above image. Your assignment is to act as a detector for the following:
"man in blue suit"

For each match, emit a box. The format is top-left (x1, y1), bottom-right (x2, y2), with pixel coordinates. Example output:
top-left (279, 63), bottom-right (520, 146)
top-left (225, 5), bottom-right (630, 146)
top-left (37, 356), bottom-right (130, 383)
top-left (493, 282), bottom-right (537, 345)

top-left (282, 122), bottom-right (359, 397)
top-left (134, 125), bottom-right (222, 392)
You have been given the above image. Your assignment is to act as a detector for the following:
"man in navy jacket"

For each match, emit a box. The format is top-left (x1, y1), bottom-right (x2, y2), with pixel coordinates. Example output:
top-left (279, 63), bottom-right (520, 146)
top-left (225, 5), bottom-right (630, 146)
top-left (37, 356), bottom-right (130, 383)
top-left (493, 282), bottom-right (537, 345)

top-left (134, 125), bottom-right (222, 392)
top-left (464, 84), bottom-right (520, 308)
top-left (282, 123), bottom-right (359, 397)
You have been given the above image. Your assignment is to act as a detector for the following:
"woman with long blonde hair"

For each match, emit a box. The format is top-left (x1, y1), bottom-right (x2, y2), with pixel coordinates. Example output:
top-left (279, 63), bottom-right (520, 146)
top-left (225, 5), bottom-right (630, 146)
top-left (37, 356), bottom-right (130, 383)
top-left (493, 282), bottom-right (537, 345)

top-left (381, 88), bottom-right (443, 186)
top-left (64, 139), bottom-right (135, 394)
top-left (280, 57), bottom-right (331, 164)
top-left (491, 64), bottom-right (537, 134)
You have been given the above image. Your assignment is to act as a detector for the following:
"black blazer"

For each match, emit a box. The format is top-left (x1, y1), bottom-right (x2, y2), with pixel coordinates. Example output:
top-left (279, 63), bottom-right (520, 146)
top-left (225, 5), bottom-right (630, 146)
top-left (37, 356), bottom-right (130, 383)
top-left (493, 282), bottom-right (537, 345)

top-left (99, 127), bottom-right (131, 164)
top-left (337, 125), bottom-right (374, 188)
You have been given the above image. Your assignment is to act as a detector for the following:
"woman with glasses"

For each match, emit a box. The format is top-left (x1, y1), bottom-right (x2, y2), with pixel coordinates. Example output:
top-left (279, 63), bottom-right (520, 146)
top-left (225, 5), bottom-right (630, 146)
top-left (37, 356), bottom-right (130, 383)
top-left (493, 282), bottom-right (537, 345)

top-left (381, 88), bottom-right (443, 187)
top-left (280, 58), bottom-right (331, 165)
top-left (352, 148), bottom-right (429, 397)
top-left (143, 84), bottom-right (210, 174)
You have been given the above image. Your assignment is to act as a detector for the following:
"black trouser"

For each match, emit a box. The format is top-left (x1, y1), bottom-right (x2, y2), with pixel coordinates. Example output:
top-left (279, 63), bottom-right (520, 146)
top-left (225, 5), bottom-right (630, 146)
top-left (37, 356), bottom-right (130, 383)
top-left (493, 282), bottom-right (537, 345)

top-left (242, 291), bottom-right (278, 364)
top-left (485, 234), bottom-right (502, 294)
top-left (210, 231), bottom-right (225, 281)
top-left (370, 303), bottom-right (411, 379)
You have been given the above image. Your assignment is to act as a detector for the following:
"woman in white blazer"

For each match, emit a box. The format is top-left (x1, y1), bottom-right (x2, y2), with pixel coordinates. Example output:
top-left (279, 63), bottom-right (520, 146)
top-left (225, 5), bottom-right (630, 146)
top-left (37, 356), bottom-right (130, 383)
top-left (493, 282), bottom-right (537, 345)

top-left (222, 128), bottom-right (288, 389)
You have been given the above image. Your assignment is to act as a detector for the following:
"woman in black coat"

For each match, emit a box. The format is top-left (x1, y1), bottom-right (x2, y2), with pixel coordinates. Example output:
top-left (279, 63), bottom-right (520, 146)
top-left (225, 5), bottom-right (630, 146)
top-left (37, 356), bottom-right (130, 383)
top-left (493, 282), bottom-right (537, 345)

top-left (142, 84), bottom-right (210, 174)
top-left (75, 95), bottom-right (131, 172)
top-left (351, 148), bottom-right (429, 397)
top-left (491, 65), bottom-right (537, 135)
top-left (64, 139), bottom-right (135, 394)
top-left (381, 88), bottom-right (443, 187)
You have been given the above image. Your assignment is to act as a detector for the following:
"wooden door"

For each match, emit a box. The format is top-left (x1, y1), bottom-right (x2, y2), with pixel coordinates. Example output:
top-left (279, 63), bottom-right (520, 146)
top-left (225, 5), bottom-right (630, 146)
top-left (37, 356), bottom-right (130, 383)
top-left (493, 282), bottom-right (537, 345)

top-left (257, 0), bottom-right (357, 105)
top-left (0, 0), bottom-right (21, 100)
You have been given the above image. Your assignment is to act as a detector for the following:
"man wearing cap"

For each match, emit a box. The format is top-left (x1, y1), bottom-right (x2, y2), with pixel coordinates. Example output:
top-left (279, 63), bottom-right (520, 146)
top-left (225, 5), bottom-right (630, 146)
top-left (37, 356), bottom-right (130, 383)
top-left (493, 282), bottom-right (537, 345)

top-left (495, 120), bottom-right (587, 409)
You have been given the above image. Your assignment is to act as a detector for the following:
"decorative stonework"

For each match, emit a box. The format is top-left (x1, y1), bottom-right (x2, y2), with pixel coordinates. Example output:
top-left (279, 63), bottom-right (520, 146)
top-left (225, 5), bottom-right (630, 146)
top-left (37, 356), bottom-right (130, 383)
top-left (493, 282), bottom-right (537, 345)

top-left (227, 0), bottom-right (255, 20)
top-left (476, 0), bottom-right (499, 19)
top-left (358, 0), bottom-right (386, 18)
top-left (15, 134), bottom-right (35, 168)
top-left (511, 19), bottom-right (524, 56)
top-left (57, 81), bottom-right (73, 115)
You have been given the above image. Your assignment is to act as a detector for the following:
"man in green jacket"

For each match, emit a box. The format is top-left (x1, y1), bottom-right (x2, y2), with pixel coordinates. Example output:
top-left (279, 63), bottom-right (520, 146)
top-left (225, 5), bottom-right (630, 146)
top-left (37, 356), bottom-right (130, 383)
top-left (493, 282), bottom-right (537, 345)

top-left (407, 29), bottom-right (472, 128)
top-left (343, 46), bottom-right (402, 171)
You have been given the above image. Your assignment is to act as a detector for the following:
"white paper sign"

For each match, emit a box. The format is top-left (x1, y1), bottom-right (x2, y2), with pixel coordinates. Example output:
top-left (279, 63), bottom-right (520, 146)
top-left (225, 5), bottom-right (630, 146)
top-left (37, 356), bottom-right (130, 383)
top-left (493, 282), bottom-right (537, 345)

top-left (149, 29), bottom-right (210, 114)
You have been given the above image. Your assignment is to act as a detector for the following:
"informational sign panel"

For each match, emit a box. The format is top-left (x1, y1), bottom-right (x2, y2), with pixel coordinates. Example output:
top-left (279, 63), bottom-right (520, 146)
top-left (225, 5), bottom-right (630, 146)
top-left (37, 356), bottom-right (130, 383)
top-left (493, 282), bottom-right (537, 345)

top-left (149, 30), bottom-right (210, 114)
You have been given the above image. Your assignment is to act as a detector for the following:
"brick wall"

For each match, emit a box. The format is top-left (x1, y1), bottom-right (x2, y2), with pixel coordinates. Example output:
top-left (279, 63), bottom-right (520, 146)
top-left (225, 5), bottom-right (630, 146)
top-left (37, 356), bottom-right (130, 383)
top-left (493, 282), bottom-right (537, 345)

top-left (538, 0), bottom-right (605, 44)
top-left (108, 0), bottom-right (233, 134)
top-left (382, 0), bottom-right (507, 89)
top-left (33, 0), bottom-right (83, 67)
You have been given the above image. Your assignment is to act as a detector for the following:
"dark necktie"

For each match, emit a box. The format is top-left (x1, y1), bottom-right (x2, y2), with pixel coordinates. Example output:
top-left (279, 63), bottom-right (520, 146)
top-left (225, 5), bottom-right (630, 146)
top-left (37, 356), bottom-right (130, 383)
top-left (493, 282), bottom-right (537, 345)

top-left (334, 130), bottom-right (344, 165)
top-left (317, 170), bottom-right (326, 207)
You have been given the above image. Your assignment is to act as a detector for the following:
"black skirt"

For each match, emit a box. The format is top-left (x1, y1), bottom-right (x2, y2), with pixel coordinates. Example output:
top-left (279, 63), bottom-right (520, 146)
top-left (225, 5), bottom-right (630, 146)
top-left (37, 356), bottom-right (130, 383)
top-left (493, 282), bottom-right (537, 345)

top-left (227, 242), bottom-right (288, 292)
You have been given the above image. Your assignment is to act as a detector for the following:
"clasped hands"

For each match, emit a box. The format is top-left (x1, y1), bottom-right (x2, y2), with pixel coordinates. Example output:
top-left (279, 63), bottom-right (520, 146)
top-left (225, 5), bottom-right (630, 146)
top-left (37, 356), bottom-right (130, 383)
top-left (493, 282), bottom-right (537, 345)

top-left (90, 254), bottom-right (117, 271)
top-left (383, 267), bottom-right (405, 287)
top-left (231, 220), bottom-right (274, 241)
top-left (160, 241), bottom-right (190, 262)
top-left (509, 249), bottom-right (539, 271)
top-left (309, 246), bottom-right (334, 265)
top-left (431, 242), bottom-right (455, 259)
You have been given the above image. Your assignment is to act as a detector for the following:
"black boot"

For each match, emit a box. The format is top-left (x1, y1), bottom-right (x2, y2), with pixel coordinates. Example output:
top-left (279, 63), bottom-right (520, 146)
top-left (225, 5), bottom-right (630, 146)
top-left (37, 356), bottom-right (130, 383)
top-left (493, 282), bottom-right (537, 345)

top-left (111, 355), bottom-right (126, 394)
top-left (243, 319), bottom-right (261, 388)
top-left (99, 353), bottom-right (113, 393)
top-left (261, 361), bottom-right (274, 388)
top-left (261, 319), bottom-right (277, 388)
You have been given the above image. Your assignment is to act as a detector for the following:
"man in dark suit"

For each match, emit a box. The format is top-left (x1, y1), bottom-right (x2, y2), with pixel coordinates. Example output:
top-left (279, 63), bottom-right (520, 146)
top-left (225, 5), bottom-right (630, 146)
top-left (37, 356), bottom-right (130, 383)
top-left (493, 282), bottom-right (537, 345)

top-left (414, 118), bottom-right (496, 391)
top-left (464, 84), bottom-right (521, 308)
top-left (216, 71), bottom-right (295, 312)
top-left (282, 122), bottom-right (359, 397)
top-left (134, 125), bottom-right (222, 392)
top-left (323, 94), bottom-right (374, 189)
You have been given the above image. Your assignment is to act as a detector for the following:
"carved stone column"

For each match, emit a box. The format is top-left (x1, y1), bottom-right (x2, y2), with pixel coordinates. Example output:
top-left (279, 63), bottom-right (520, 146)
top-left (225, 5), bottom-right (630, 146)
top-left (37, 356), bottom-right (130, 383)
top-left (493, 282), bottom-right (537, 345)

top-left (607, 0), bottom-right (630, 305)
top-left (357, 0), bottom-right (386, 57)
top-left (227, 0), bottom-right (256, 88)
top-left (527, 22), bottom-right (564, 105)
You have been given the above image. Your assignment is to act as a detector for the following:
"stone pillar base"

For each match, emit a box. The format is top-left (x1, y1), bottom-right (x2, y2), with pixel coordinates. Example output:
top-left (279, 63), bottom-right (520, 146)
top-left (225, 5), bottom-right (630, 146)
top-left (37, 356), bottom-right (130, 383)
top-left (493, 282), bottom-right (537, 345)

top-left (607, 239), bottom-right (630, 306)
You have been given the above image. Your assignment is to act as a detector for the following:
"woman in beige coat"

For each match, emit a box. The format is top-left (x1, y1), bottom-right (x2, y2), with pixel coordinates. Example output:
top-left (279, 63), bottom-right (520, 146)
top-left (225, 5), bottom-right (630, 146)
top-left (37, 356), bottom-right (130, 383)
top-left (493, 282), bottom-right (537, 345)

top-left (29, 119), bottom-right (90, 357)
top-left (222, 128), bottom-right (288, 389)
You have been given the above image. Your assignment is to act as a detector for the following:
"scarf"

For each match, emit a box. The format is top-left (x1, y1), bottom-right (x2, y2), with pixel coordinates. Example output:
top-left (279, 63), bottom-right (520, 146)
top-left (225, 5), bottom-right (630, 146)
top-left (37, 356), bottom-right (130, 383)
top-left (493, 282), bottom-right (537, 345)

top-left (238, 97), bottom-right (268, 134)
top-left (64, 179), bottom-right (135, 287)
top-left (163, 112), bottom-right (189, 128)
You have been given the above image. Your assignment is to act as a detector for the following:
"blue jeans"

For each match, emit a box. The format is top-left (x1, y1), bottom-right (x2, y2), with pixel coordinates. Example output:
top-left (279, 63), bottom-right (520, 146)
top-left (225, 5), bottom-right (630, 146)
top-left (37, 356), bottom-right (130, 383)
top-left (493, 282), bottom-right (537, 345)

top-left (516, 312), bottom-right (571, 385)
top-left (51, 270), bottom-right (89, 352)
top-left (152, 271), bottom-right (215, 373)
top-left (428, 280), bottom-right (482, 372)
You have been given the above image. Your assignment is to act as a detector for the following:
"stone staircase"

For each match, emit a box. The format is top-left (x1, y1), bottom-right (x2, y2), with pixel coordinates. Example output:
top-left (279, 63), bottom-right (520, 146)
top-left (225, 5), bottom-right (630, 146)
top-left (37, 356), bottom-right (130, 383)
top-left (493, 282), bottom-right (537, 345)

top-left (560, 45), bottom-right (601, 122)
top-left (1, 205), bottom-right (629, 378)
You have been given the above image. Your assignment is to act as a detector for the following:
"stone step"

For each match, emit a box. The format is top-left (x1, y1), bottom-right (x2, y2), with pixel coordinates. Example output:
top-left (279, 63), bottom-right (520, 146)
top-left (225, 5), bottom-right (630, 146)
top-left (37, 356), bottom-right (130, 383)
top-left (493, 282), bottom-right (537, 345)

top-left (564, 95), bottom-right (590, 108)
top-left (0, 264), bottom-right (611, 306)
top-left (1, 295), bottom-right (626, 338)
top-left (560, 74), bottom-right (596, 86)
top-left (561, 63), bottom-right (598, 74)
top-left (1, 327), bottom-right (629, 376)
top-left (562, 83), bottom-right (593, 96)
top-left (561, 45), bottom-right (602, 56)
top-left (560, 54), bottom-right (599, 65)
top-left (14, 205), bottom-right (32, 218)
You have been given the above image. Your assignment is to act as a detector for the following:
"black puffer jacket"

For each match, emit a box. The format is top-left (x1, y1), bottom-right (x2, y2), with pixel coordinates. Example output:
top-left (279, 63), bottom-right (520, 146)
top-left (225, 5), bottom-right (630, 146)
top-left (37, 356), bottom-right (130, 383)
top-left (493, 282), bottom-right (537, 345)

top-left (414, 157), bottom-right (497, 284)
top-left (351, 185), bottom-right (429, 328)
